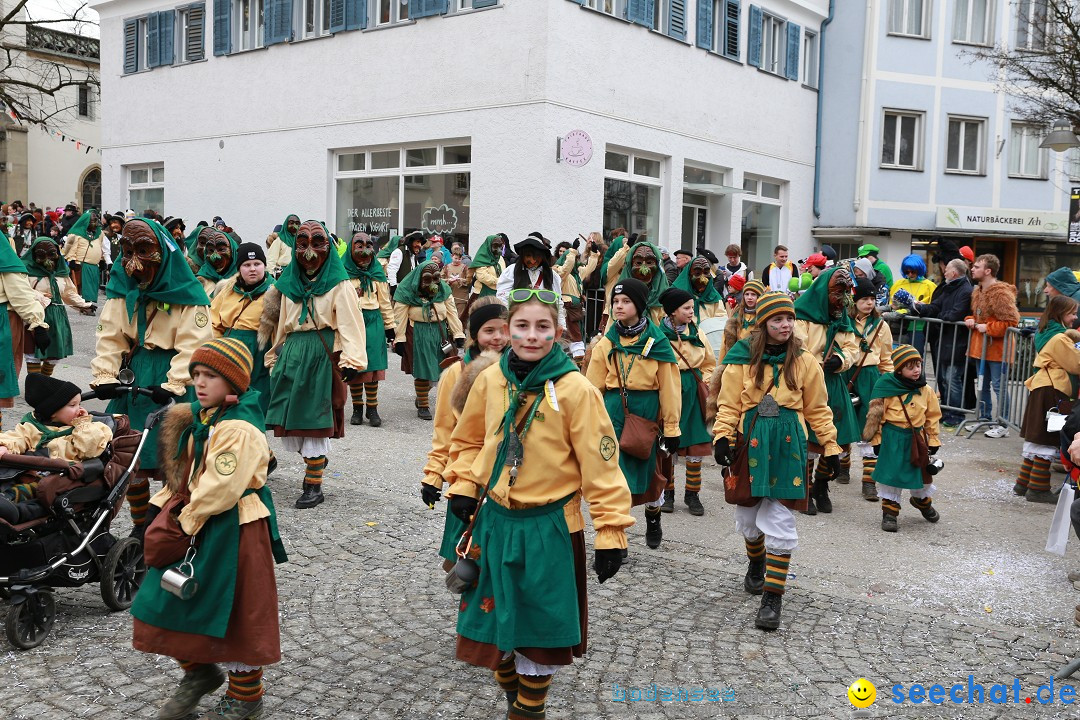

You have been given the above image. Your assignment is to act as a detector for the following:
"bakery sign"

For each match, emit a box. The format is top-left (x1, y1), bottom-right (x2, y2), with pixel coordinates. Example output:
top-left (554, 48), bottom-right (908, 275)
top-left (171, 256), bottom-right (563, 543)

top-left (936, 206), bottom-right (1068, 236)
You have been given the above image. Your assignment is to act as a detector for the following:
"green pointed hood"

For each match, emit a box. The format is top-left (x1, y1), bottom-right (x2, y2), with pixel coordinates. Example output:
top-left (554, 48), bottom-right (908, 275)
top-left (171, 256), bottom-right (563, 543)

top-left (377, 235), bottom-right (401, 261)
top-left (67, 210), bottom-right (99, 243)
top-left (342, 245), bottom-right (388, 294)
top-left (106, 218), bottom-right (210, 321)
top-left (672, 257), bottom-right (721, 317)
top-left (393, 260), bottom-right (451, 308)
top-left (470, 235), bottom-right (503, 269)
top-left (273, 221), bottom-right (351, 324)
top-left (794, 266), bottom-right (854, 332)
top-left (196, 232), bottom-right (240, 283)
top-left (616, 241), bottom-right (670, 309)
top-left (278, 214), bottom-right (300, 249)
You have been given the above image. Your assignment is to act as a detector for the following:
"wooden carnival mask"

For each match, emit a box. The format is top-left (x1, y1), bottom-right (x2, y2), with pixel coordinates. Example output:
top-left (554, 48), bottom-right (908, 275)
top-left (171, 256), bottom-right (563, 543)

top-left (351, 232), bottom-right (375, 268)
top-left (295, 221), bottom-right (330, 277)
top-left (630, 245), bottom-right (658, 284)
top-left (121, 220), bottom-right (163, 288)
top-left (204, 230), bottom-right (233, 274)
top-left (690, 257), bottom-right (711, 292)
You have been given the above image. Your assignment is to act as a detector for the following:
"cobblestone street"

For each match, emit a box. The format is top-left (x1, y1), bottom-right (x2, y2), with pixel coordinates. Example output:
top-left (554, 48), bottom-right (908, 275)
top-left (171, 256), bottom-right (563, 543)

top-left (3, 312), bottom-right (1080, 718)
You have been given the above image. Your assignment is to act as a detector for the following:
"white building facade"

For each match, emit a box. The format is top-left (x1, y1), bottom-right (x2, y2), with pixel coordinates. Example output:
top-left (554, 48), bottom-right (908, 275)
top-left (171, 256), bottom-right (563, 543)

top-left (92, 0), bottom-right (827, 271)
top-left (817, 0), bottom-right (1072, 312)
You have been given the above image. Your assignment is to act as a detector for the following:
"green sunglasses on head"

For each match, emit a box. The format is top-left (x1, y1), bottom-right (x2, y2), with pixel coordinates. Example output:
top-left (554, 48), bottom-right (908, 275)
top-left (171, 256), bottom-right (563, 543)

top-left (509, 288), bottom-right (559, 304)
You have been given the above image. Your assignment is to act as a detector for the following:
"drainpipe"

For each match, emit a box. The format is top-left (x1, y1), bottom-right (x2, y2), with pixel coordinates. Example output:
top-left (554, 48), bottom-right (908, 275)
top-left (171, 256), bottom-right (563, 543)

top-left (812, 0), bottom-right (835, 220)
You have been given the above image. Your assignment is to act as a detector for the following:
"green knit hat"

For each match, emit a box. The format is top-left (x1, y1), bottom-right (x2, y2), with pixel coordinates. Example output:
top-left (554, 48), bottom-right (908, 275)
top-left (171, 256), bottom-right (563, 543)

top-left (743, 279), bottom-right (767, 297)
top-left (891, 344), bottom-right (921, 370)
top-left (755, 292), bottom-right (795, 325)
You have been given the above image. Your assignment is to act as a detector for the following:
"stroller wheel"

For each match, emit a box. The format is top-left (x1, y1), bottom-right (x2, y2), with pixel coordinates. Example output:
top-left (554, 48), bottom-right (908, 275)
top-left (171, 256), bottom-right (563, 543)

top-left (5, 590), bottom-right (56, 649)
top-left (101, 537), bottom-right (146, 612)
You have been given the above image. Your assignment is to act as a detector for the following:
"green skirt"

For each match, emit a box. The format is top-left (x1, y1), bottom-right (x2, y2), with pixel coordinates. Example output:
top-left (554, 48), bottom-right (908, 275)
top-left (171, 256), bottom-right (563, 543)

top-left (106, 347), bottom-right (189, 470)
top-left (79, 263), bottom-right (100, 303)
top-left (845, 366), bottom-right (881, 431)
top-left (35, 303), bottom-right (74, 361)
top-left (744, 406), bottom-right (808, 500)
top-left (439, 504), bottom-right (468, 564)
top-left (410, 321), bottom-right (445, 382)
top-left (0, 303), bottom-right (16, 399)
top-left (808, 371), bottom-right (861, 447)
top-left (873, 422), bottom-right (925, 490)
top-left (476, 285), bottom-right (496, 298)
top-left (677, 369), bottom-right (712, 449)
top-left (222, 328), bottom-right (270, 418)
top-left (603, 388), bottom-right (659, 494)
top-left (362, 308), bottom-right (388, 373)
top-left (457, 495), bottom-right (578, 651)
top-left (265, 329), bottom-right (335, 431)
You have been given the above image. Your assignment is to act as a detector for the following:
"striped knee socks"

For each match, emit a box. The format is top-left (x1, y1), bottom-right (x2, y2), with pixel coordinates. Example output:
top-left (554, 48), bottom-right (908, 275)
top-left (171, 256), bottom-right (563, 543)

top-left (1029, 457), bottom-right (1052, 493)
top-left (1016, 457), bottom-right (1034, 492)
top-left (685, 459), bottom-right (702, 493)
top-left (349, 380), bottom-right (364, 408)
top-left (862, 456), bottom-right (877, 484)
top-left (414, 380), bottom-right (431, 409)
top-left (881, 499), bottom-right (901, 517)
top-left (304, 456), bottom-right (327, 487)
top-left (494, 654), bottom-right (519, 705)
top-left (127, 479), bottom-right (150, 527)
top-left (25, 360), bottom-right (41, 375)
top-left (813, 458), bottom-right (831, 485)
top-left (510, 674), bottom-right (552, 719)
top-left (364, 382), bottom-right (379, 408)
top-left (763, 552), bottom-right (790, 596)
top-left (226, 668), bottom-right (264, 702)
top-left (41, 362), bottom-right (55, 377)
top-left (840, 453), bottom-right (851, 470)
top-left (910, 496), bottom-right (933, 510)
top-left (745, 536), bottom-right (765, 562)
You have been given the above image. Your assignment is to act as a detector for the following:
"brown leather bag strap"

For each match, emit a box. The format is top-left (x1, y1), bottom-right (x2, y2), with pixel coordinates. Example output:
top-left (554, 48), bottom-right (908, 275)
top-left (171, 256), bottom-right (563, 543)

top-left (669, 338), bottom-right (706, 386)
top-left (848, 318), bottom-right (886, 389)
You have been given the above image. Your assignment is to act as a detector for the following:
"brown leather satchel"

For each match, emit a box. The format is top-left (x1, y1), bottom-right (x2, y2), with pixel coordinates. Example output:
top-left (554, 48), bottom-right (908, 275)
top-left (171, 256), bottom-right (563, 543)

top-left (899, 398), bottom-right (930, 469)
top-left (143, 485), bottom-right (194, 569)
top-left (615, 356), bottom-right (659, 460)
top-left (670, 341), bottom-right (711, 423)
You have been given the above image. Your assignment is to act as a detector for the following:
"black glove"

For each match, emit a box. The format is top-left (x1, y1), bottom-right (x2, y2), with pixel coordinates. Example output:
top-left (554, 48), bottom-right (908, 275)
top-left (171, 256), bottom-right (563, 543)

top-left (32, 326), bottom-right (51, 352)
top-left (341, 367), bottom-right (359, 383)
top-left (825, 454), bottom-right (842, 477)
top-left (572, 238), bottom-right (581, 250)
top-left (421, 483), bottom-right (441, 507)
top-left (714, 437), bottom-right (733, 466)
top-left (394, 341), bottom-right (406, 356)
top-left (660, 436), bottom-right (679, 454)
top-left (68, 261), bottom-right (81, 272)
top-left (929, 445), bottom-right (939, 455)
top-left (873, 445), bottom-right (880, 456)
top-left (454, 337), bottom-right (464, 349)
top-left (147, 384), bottom-right (178, 405)
top-left (92, 383), bottom-right (122, 400)
top-left (449, 495), bottom-right (478, 523)
top-left (823, 355), bottom-right (842, 373)
top-left (594, 548), bottom-right (622, 584)
top-left (589, 242), bottom-right (599, 254)
top-left (385, 328), bottom-right (396, 343)
top-left (1020, 326), bottom-right (1036, 338)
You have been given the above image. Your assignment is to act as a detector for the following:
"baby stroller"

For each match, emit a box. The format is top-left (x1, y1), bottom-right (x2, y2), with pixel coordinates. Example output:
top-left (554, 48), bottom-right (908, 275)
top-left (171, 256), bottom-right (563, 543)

top-left (0, 386), bottom-right (168, 649)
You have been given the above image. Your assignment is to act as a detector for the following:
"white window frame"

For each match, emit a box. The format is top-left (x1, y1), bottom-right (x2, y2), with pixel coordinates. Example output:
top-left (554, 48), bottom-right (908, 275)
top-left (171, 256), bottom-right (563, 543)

top-left (372, 0), bottom-right (410, 26)
top-left (233, 0), bottom-right (264, 51)
top-left (802, 30), bottom-right (819, 88)
top-left (137, 16), bottom-right (150, 71)
top-left (1067, 147), bottom-right (1080, 182)
top-left (1009, 122), bottom-right (1048, 179)
top-left (742, 175), bottom-right (784, 203)
top-left (887, 0), bottom-right (929, 38)
top-left (127, 163), bottom-right (165, 213)
top-left (944, 115), bottom-right (986, 175)
top-left (1016, 0), bottom-right (1050, 51)
top-left (77, 84), bottom-right (95, 119)
top-left (584, 0), bottom-right (627, 19)
top-left (953, 0), bottom-right (992, 45)
top-left (332, 140), bottom-right (473, 234)
top-left (604, 146), bottom-right (666, 240)
top-left (178, 6), bottom-right (193, 62)
top-left (297, 0), bottom-right (331, 39)
top-left (880, 109), bottom-right (925, 171)
top-left (760, 11), bottom-right (786, 76)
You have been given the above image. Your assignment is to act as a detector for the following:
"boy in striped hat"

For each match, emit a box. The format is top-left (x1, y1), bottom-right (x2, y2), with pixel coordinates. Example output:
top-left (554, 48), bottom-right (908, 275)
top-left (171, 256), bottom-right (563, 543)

top-left (862, 344), bottom-right (942, 532)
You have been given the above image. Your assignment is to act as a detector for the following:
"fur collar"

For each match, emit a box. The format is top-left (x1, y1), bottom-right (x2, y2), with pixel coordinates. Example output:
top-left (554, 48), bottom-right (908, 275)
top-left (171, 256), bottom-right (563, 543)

top-left (970, 281), bottom-right (1020, 324)
top-left (863, 398), bottom-right (885, 442)
top-left (257, 285), bottom-right (282, 350)
top-left (158, 403), bottom-right (195, 494)
top-left (451, 350), bottom-right (501, 415)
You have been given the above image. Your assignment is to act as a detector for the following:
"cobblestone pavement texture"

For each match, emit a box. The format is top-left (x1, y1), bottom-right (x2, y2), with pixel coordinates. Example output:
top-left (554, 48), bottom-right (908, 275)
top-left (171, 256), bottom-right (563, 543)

top-left (1, 311), bottom-right (1080, 718)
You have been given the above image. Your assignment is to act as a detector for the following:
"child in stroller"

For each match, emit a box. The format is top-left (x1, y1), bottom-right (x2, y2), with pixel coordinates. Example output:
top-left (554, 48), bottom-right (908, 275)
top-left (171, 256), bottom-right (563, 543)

top-left (0, 374), bottom-right (113, 524)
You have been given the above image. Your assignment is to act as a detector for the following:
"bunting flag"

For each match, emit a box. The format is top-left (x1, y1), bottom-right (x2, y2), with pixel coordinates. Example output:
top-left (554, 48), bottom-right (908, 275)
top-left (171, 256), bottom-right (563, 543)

top-left (0, 101), bottom-right (102, 155)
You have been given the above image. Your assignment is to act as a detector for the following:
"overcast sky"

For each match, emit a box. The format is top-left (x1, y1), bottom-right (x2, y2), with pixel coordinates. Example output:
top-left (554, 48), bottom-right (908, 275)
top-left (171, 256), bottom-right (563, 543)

top-left (24, 0), bottom-right (99, 37)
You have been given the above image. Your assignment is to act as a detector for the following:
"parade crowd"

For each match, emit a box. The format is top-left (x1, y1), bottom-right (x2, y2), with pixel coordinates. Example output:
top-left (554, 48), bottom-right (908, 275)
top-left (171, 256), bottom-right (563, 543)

top-left (2, 206), bottom-right (1080, 720)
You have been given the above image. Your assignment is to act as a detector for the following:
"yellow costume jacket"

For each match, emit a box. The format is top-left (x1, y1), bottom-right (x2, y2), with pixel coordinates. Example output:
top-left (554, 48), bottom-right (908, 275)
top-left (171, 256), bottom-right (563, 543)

top-left (0, 414), bottom-right (112, 461)
top-left (262, 283), bottom-right (368, 372)
top-left (586, 334), bottom-right (682, 438)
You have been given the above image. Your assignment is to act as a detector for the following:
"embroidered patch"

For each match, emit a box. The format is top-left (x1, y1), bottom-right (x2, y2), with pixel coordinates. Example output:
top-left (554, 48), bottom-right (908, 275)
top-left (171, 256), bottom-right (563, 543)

top-left (214, 452), bottom-right (238, 475)
top-left (195, 311), bottom-right (209, 328)
top-left (96, 323), bottom-right (103, 332)
top-left (600, 436), bottom-right (616, 461)
top-left (793, 476), bottom-right (802, 486)
top-left (480, 597), bottom-right (495, 613)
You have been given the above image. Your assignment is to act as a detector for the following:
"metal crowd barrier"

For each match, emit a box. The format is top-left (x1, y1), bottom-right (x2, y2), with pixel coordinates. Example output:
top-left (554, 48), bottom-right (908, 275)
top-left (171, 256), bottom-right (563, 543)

top-left (583, 288), bottom-right (606, 341)
top-left (990, 326), bottom-right (1037, 436)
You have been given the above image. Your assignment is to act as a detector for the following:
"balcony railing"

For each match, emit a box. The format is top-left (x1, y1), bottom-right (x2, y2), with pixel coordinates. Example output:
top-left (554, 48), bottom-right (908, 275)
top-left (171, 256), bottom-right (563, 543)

top-left (25, 25), bottom-right (99, 62)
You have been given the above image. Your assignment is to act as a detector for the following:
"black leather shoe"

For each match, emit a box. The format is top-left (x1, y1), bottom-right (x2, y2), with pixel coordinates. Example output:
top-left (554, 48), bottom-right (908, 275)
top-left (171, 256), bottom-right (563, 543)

top-left (645, 512), bottom-right (662, 549)
top-left (267, 453), bottom-right (278, 476)
top-left (417, 406), bottom-right (432, 421)
top-left (660, 489), bottom-right (674, 513)
top-left (684, 491), bottom-right (704, 516)
top-left (744, 557), bottom-right (765, 595)
top-left (910, 498), bottom-right (940, 523)
top-left (881, 513), bottom-right (898, 532)
top-left (802, 494), bottom-right (817, 516)
top-left (295, 482), bottom-right (325, 509)
top-left (755, 591), bottom-right (783, 630)
top-left (350, 405), bottom-right (364, 426)
top-left (814, 479), bottom-right (833, 514)
top-left (366, 405), bottom-right (382, 428)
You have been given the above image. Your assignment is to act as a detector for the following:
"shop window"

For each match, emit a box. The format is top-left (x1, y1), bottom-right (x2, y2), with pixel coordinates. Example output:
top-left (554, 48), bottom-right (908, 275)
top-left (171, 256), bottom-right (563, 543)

top-left (603, 148), bottom-right (665, 244)
top-left (881, 110), bottom-right (924, 170)
top-left (333, 141), bottom-right (471, 246)
top-left (741, 174), bottom-right (784, 273)
top-left (127, 163), bottom-right (165, 216)
top-left (1017, 241), bottom-right (1080, 311)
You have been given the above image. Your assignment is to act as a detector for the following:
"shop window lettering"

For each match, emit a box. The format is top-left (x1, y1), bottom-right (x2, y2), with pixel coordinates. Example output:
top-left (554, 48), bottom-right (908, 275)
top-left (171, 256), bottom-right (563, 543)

top-left (422, 204), bottom-right (458, 235)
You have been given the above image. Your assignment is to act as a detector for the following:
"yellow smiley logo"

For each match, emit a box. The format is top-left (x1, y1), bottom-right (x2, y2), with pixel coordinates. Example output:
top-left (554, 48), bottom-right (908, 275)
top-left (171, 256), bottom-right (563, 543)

top-left (847, 678), bottom-right (876, 709)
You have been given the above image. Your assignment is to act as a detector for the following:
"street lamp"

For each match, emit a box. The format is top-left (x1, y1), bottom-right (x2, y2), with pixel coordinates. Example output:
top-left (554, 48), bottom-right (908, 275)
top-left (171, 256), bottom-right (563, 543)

top-left (1039, 118), bottom-right (1080, 152)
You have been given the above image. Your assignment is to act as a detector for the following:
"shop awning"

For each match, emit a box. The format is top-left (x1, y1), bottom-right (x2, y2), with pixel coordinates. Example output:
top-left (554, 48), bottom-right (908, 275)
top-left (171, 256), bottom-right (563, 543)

top-left (684, 183), bottom-right (745, 196)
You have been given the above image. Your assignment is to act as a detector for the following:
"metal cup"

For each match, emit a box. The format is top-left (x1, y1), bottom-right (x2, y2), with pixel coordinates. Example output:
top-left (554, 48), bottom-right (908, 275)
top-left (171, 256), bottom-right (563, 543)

top-left (444, 557), bottom-right (479, 594)
top-left (441, 341), bottom-right (455, 356)
top-left (160, 566), bottom-right (199, 600)
top-left (926, 457), bottom-right (944, 476)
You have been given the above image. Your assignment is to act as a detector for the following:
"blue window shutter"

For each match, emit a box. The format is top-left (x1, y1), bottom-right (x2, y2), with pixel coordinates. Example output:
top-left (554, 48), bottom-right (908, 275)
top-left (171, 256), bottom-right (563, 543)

top-left (329, 0), bottom-right (346, 31)
top-left (472, 0), bottom-right (498, 7)
top-left (213, 0), bottom-right (231, 55)
top-left (265, 0), bottom-right (293, 45)
top-left (626, 0), bottom-right (653, 27)
top-left (123, 18), bottom-right (138, 73)
top-left (748, 4), bottom-right (762, 67)
top-left (411, 0), bottom-right (446, 18)
top-left (696, 0), bottom-right (714, 49)
top-left (785, 22), bottom-right (800, 80)
top-left (187, 4), bottom-right (206, 61)
top-left (344, 0), bottom-right (366, 29)
top-left (158, 11), bottom-right (175, 65)
top-left (569, 0), bottom-right (585, 4)
top-left (666, 0), bottom-right (687, 40)
top-left (722, 0), bottom-right (739, 59)
top-left (147, 12), bottom-right (160, 67)
top-left (434, 0), bottom-right (448, 13)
